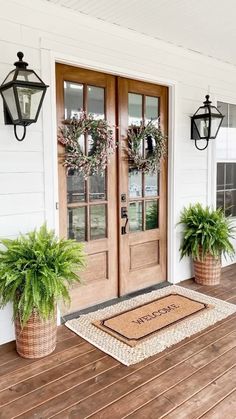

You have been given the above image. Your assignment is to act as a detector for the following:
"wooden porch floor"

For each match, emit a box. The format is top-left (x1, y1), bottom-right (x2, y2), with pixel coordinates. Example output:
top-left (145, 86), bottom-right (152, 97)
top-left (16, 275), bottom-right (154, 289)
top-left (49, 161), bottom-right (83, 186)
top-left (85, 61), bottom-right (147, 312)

top-left (1, 267), bottom-right (236, 418)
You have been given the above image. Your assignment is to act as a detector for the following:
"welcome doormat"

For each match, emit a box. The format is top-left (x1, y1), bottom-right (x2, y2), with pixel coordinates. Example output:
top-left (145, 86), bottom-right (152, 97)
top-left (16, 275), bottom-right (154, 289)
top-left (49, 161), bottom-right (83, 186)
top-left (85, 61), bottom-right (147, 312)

top-left (93, 294), bottom-right (209, 347)
top-left (66, 285), bottom-right (236, 366)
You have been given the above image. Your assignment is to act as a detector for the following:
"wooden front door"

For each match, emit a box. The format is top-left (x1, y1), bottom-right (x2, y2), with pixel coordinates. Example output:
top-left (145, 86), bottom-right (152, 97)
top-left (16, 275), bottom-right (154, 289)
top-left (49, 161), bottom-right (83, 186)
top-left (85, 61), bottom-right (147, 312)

top-left (56, 65), bottom-right (168, 314)
top-left (56, 64), bottom-right (118, 313)
top-left (118, 78), bottom-right (168, 295)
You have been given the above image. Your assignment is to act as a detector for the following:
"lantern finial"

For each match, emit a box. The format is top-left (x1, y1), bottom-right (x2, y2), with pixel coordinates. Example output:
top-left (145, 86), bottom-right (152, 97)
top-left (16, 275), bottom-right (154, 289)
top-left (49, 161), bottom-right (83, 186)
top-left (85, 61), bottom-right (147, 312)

top-left (204, 95), bottom-right (211, 105)
top-left (14, 52), bottom-right (28, 69)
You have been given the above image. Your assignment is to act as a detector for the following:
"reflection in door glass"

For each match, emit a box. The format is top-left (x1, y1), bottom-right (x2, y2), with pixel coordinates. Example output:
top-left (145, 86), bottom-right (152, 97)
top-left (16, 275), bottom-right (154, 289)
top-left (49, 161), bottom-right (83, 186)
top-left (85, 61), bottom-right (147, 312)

top-left (64, 81), bottom-right (83, 119)
top-left (67, 207), bottom-right (86, 241)
top-left (146, 200), bottom-right (159, 230)
top-left (129, 201), bottom-right (142, 232)
top-left (145, 173), bottom-right (158, 197)
top-left (89, 173), bottom-right (106, 201)
top-left (90, 204), bottom-right (106, 239)
top-left (88, 86), bottom-right (105, 119)
top-left (129, 170), bottom-right (142, 198)
top-left (128, 93), bottom-right (142, 126)
top-left (145, 96), bottom-right (159, 123)
top-left (67, 170), bottom-right (85, 203)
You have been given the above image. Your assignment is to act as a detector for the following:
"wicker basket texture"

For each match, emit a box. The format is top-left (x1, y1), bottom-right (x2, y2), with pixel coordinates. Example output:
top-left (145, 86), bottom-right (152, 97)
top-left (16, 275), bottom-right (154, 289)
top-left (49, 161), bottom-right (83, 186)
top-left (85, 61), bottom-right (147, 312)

top-left (15, 310), bottom-right (57, 359)
top-left (193, 250), bottom-right (221, 286)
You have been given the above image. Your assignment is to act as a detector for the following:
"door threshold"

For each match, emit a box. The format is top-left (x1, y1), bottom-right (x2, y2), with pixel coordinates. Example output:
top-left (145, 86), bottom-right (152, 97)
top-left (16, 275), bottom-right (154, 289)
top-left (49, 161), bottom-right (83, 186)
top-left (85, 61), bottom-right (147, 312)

top-left (61, 281), bottom-right (171, 323)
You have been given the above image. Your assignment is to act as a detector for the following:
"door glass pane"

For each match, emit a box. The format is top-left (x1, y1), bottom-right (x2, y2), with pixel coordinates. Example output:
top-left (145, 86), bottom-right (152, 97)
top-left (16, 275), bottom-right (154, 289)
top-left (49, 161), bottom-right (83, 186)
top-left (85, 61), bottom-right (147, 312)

top-left (67, 171), bottom-right (85, 203)
top-left (88, 86), bottom-right (105, 119)
top-left (89, 173), bottom-right (106, 201)
top-left (67, 207), bottom-right (86, 241)
top-left (129, 170), bottom-right (142, 198)
top-left (129, 201), bottom-right (142, 232)
top-left (146, 96), bottom-right (159, 123)
top-left (128, 93), bottom-right (142, 126)
top-left (146, 200), bottom-right (159, 230)
top-left (90, 204), bottom-right (106, 239)
top-left (145, 173), bottom-right (158, 196)
top-left (64, 81), bottom-right (83, 119)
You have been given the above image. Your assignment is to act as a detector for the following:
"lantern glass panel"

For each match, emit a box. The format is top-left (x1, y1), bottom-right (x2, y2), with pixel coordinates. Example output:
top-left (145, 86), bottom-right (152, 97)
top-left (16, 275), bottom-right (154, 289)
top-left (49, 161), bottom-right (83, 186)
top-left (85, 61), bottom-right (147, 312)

top-left (16, 86), bottom-right (44, 120)
top-left (195, 105), bottom-right (208, 116)
top-left (194, 117), bottom-right (210, 138)
top-left (2, 87), bottom-right (19, 121)
top-left (2, 70), bottom-right (15, 84)
top-left (16, 70), bottom-right (42, 83)
top-left (211, 116), bottom-right (222, 138)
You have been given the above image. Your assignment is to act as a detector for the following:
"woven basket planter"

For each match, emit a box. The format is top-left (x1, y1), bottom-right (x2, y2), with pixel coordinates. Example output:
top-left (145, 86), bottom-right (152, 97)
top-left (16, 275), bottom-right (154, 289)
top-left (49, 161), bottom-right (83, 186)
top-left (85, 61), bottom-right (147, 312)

top-left (15, 311), bottom-right (57, 359)
top-left (193, 250), bottom-right (221, 286)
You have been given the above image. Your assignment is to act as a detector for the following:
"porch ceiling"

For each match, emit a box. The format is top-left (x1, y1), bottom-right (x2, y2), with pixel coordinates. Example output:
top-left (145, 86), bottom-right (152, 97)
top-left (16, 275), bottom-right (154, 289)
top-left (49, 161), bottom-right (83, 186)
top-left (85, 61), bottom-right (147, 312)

top-left (46, 0), bottom-right (236, 66)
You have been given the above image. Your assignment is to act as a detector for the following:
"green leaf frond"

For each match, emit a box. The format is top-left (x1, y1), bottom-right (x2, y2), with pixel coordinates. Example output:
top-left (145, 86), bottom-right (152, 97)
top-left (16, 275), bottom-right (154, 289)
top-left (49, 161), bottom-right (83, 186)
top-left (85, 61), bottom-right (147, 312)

top-left (0, 224), bottom-right (86, 326)
top-left (178, 203), bottom-right (235, 261)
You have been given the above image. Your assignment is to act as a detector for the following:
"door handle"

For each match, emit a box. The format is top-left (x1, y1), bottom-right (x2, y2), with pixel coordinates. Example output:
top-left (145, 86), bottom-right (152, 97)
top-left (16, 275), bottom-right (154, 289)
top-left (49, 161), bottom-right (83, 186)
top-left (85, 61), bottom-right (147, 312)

top-left (121, 207), bottom-right (129, 235)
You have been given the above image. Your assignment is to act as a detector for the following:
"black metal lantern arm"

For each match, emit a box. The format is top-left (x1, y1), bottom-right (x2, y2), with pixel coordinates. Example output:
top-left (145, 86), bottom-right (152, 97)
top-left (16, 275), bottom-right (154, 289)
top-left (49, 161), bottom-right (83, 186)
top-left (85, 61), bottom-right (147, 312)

top-left (194, 137), bottom-right (209, 151)
top-left (14, 125), bottom-right (26, 142)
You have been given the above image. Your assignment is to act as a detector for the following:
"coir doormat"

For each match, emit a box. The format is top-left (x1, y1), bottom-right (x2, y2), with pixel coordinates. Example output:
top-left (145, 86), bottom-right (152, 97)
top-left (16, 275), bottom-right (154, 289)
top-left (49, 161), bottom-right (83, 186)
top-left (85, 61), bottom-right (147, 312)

top-left (93, 294), bottom-right (209, 347)
top-left (66, 285), bottom-right (236, 366)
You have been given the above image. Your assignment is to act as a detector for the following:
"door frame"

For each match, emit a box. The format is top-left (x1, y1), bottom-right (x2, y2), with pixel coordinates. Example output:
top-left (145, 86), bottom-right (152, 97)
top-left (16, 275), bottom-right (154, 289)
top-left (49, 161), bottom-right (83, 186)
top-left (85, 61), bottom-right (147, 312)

top-left (40, 48), bottom-right (177, 316)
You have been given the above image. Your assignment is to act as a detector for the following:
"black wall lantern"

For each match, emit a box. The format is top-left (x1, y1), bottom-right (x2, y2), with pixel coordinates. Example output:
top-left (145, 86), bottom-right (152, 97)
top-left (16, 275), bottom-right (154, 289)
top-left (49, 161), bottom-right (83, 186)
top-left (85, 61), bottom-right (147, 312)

top-left (191, 95), bottom-right (224, 150)
top-left (0, 52), bottom-right (48, 141)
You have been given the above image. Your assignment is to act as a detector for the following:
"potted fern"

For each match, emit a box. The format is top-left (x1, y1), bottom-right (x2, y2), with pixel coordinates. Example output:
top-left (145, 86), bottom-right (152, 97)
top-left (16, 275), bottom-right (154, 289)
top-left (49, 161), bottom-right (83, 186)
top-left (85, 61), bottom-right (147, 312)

top-left (179, 203), bottom-right (235, 285)
top-left (0, 224), bottom-right (85, 358)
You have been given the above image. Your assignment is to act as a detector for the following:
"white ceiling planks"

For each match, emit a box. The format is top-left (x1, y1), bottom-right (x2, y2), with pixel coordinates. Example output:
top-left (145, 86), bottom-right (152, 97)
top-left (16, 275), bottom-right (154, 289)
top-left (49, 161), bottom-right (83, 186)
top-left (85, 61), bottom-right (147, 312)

top-left (46, 0), bottom-right (236, 65)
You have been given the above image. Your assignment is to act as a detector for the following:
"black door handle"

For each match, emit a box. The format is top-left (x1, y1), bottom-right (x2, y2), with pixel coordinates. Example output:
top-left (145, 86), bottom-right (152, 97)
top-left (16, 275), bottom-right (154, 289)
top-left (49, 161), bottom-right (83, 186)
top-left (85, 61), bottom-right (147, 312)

top-left (121, 207), bottom-right (128, 235)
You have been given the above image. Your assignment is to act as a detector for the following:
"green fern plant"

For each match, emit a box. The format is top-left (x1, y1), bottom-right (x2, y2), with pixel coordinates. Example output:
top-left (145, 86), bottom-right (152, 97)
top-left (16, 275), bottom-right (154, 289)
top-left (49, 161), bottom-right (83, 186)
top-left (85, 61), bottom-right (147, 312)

top-left (0, 224), bottom-right (86, 326)
top-left (179, 203), bottom-right (235, 261)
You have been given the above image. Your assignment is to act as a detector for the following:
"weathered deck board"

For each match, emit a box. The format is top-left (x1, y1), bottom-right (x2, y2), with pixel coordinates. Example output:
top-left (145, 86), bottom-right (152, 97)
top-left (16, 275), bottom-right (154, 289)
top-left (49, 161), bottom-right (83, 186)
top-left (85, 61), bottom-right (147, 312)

top-left (0, 264), bottom-right (235, 419)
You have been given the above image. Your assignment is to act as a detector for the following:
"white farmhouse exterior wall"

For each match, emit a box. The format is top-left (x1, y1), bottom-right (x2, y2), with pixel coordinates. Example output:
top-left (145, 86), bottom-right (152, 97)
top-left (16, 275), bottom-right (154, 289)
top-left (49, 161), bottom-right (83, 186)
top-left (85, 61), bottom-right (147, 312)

top-left (0, 0), bottom-right (236, 344)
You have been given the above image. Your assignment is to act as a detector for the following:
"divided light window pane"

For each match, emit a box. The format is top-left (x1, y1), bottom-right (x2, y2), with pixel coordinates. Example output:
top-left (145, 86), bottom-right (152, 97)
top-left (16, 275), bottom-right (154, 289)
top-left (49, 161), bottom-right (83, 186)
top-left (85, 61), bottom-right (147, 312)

top-left (88, 86), bottom-right (105, 119)
top-left (128, 93), bottom-right (142, 126)
top-left (64, 81), bottom-right (83, 119)
top-left (216, 162), bottom-right (236, 216)
top-left (145, 96), bottom-right (159, 123)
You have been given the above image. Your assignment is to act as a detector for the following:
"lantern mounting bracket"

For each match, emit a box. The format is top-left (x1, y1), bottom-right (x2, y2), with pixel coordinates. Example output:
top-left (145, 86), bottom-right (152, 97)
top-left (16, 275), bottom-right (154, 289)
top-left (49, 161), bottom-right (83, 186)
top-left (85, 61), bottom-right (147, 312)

top-left (14, 125), bottom-right (26, 142)
top-left (194, 139), bottom-right (209, 151)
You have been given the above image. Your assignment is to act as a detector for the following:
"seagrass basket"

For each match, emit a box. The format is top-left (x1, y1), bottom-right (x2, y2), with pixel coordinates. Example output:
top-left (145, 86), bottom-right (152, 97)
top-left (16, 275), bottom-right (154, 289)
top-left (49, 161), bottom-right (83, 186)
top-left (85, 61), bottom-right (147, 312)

top-left (15, 310), bottom-right (57, 359)
top-left (193, 250), bottom-right (221, 286)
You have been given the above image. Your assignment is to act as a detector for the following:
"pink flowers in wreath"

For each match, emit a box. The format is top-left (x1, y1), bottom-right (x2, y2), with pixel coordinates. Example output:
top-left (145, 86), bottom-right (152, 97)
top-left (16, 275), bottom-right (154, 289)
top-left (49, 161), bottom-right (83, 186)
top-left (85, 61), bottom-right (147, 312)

top-left (58, 111), bottom-right (116, 179)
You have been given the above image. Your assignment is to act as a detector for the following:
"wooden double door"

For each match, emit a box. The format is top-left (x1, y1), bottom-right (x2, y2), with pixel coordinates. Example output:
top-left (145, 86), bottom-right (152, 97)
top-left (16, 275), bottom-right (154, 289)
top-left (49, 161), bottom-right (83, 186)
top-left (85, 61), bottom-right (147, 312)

top-left (57, 64), bottom-right (168, 314)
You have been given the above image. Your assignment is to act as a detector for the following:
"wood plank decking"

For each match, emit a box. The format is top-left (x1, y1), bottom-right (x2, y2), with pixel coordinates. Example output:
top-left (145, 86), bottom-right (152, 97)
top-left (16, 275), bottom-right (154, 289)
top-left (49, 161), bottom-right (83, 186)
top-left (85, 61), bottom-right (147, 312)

top-left (0, 265), bottom-right (236, 418)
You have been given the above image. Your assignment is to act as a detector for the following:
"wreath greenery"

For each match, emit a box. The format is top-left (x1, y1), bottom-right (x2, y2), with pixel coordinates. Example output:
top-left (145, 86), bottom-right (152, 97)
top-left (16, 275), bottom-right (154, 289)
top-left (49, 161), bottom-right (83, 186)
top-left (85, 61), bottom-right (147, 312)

top-left (58, 111), bottom-right (116, 179)
top-left (127, 120), bottom-right (167, 174)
